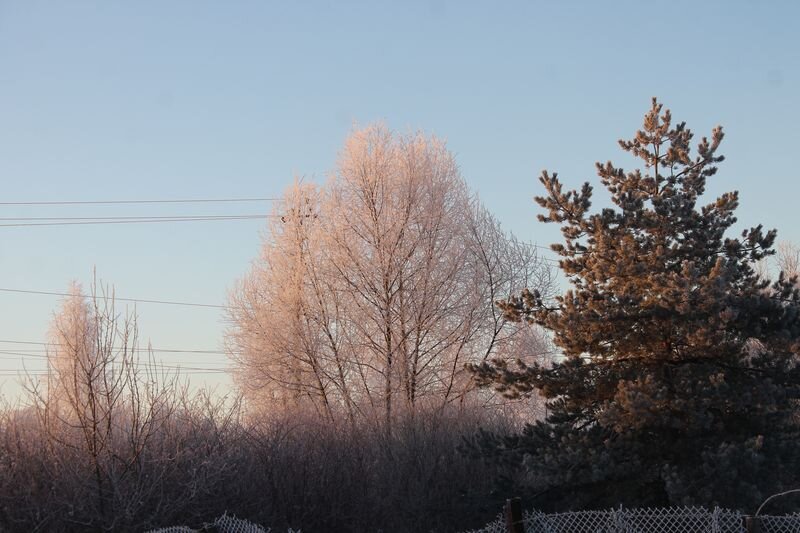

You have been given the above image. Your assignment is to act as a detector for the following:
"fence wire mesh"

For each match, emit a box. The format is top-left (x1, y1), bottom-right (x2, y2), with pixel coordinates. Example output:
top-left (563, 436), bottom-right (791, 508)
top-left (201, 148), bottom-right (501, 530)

top-left (467, 506), bottom-right (800, 533)
top-left (758, 513), bottom-right (800, 533)
top-left (146, 512), bottom-right (300, 533)
top-left (465, 512), bottom-right (507, 533)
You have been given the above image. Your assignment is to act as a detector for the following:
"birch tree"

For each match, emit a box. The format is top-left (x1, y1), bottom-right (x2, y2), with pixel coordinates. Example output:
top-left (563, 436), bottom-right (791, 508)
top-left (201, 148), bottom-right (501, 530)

top-left (227, 125), bottom-right (553, 425)
top-left (47, 282), bottom-right (101, 417)
top-left (777, 241), bottom-right (800, 281)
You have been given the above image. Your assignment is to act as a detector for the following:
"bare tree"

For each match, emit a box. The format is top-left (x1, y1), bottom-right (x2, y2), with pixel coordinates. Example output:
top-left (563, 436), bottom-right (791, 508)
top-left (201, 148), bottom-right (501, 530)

top-left (778, 241), bottom-right (800, 281)
top-left (227, 125), bottom-right (553, 426)
top-left (0, 276), bottom-right (523, 531)
top-left (754, 241), bottom-right (800, 286)
top-left (27, 280), bottom-right (179, 530)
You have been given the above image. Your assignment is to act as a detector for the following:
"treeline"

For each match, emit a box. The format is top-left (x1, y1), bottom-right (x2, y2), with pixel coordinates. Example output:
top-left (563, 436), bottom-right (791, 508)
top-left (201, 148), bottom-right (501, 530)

top-left (0, 380), bottom-right (519, 531)
top-left (0, 285), bottom-right (526, 531)
top-left (0, 126), bottom-right (550, 532)
top-left (3, 99), bottom-right (800, 531)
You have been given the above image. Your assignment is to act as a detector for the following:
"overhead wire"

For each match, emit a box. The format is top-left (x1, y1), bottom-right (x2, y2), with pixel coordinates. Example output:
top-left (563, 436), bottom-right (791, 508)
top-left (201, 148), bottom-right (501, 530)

top-left (0, 343), bottom-right (235, 375)
top-left (0, 195), bottom-right (279, 227)
top-left (0, 349), bottom-right (232, 360)
top-left (0, 202), bottom-right (564, 263)
top-left (0, 340), bottom-right (231, 355)
top-left (0, 197), bottom-right (566, 381)
top-left (0, 350), bottom-right (231, 373)
top-left (0, 370), bottom-right (226, 376)
top-left (0, 288), bottom-right (231, 310)
top-left (0, 214), bottom-right (273, 221)
top-left (0, 215), bottom-right (271, 227)
top-left (0, 197), bottom-right (279, 206)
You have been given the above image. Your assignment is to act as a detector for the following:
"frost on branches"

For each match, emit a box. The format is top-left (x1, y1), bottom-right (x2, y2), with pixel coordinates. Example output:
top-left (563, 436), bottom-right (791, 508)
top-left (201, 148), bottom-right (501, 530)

top-left (227, 125), bottom-right (554, 426)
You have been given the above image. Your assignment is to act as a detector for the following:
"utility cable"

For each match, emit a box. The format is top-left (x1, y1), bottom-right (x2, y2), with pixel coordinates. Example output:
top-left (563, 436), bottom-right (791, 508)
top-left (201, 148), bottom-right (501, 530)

top-left (0, 215), bottom-right (269, 227)
top-left (0, 288), bottom-right (230, 309)
top-left (0, 197), bottom-right (279, 206)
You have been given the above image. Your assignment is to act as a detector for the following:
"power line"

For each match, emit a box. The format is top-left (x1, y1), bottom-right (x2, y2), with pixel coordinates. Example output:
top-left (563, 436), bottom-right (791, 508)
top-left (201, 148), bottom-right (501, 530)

top-left (0, 351), bottom-right (231, 370)
top-left (0, 288), bottom-right (230, 310)
top-left (0, 370), bottom-right (227, 376)
top-left (0, 350), bottom-right (230, 371)
top-left (0, 197), bottom-right (279, 206)
top-left (0, 215), bottom-right (270, 227)
top-left (0, 214), bottom-right (271, 221)
top-left (0, 350), bottom-right (47, 360)
top-left (0, 203), bottom-right (564, 265)
top-left (0, 340), bottom-right (233, 355)
top-left (0, 344), bottom-right (236, 374)
top-left (1, 349), bottom-right (231, 356)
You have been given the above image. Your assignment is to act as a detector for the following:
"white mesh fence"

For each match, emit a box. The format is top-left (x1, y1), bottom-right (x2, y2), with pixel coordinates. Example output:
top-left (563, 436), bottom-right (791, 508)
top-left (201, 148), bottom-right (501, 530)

top-left (757, 513), bottom-right (800, 533)
top-left (522, 507), bottom-right (745, 533)
top-left (464, 513), bottom-right (507, 533)
top-left (146, 512), bottom-right (300, 533)
top-left (467, 506), bottom-right (800, 533)
top-left (145, 507), bottom-right (800, 533)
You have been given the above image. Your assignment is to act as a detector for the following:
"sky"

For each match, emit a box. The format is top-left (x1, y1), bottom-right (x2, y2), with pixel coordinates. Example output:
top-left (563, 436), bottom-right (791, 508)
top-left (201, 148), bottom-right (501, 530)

top-left (0, 1), bottom-right (798, 397)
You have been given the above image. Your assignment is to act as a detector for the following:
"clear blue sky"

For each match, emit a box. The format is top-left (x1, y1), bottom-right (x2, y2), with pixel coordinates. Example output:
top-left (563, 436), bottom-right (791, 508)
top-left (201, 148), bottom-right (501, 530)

top-left (1, 1), bottom-right (798, 395)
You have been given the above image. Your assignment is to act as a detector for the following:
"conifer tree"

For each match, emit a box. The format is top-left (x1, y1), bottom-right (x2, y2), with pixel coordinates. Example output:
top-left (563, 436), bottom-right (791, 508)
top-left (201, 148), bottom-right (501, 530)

top-left (470, 99), bottom-right (800, 510)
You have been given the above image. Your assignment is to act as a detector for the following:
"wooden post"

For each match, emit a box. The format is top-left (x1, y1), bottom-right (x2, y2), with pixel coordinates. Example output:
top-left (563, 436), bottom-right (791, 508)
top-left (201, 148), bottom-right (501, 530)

top-left (743, 516), bottom-right (761, 533)
top-left (504, 497), bottom-right (525, 533)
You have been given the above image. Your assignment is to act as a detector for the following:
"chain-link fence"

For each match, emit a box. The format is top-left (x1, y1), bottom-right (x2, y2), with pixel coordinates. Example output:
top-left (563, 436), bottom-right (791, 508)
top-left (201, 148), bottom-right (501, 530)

top-left (146, 513), bottom-right (300, 533)
top-left (465, 503), bottom-right (800, 533)
top-left (466, 513), bottom-right (508, 533)
top-left (758, 514), bottom-right (800, 533)
top-left (146, 506), bottom-right (800, 533)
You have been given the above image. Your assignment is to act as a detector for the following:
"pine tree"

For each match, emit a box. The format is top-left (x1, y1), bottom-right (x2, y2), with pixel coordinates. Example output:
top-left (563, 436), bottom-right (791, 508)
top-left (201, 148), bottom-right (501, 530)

top-left (469, 99), bottom-right (800, 511)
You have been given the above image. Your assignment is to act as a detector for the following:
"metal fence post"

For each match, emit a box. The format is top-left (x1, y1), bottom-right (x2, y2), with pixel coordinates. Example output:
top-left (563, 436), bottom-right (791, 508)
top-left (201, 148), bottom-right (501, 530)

top-left (505, 497), bottom-right (525, 533)
top-left (743, 516), bottom-right (761, 533)
top-left (613, 505), bottom-right (625, 533)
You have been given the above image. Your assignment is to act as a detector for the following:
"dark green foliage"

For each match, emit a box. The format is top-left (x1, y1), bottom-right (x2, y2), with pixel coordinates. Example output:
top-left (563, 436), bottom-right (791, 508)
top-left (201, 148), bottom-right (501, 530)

top-left (469, 99), bottom-right (800, 512)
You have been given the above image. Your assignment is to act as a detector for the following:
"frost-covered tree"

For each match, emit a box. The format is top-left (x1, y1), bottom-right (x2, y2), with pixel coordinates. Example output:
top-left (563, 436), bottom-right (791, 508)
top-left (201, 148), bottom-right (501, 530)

top-left (470, 99), bottom-right (800, 510)
top-left (227, 125), bottom-right (553, 425)
top-left (29, 280), bottom-right (178, 529)
top-left (46, 282), bottom-right (105, 419)
top-left (777, 241), bottom-right (800, 281)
